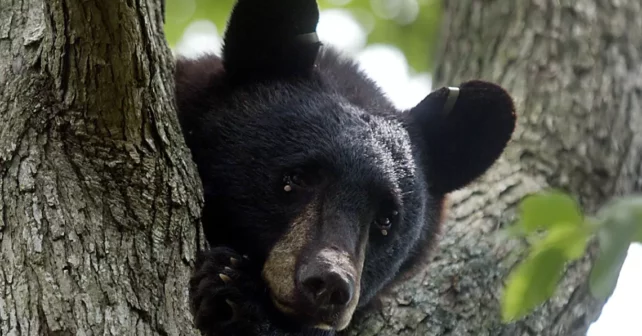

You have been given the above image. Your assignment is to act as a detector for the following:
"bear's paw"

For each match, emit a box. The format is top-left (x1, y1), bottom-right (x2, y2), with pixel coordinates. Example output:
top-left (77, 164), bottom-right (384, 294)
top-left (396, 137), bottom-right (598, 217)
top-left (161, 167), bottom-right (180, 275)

top-left (189, 247), bottom-right (270, 336)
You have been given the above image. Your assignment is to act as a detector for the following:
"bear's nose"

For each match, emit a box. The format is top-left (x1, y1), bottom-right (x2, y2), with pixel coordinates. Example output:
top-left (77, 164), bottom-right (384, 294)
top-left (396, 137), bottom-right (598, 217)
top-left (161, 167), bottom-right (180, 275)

top-left (298, 268), bottom-right (354, 308)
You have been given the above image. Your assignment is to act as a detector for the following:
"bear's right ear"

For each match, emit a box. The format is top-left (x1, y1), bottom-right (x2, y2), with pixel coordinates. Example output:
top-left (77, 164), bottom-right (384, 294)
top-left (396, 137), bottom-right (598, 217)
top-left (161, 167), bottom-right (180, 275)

top-left (222, 0), bottom-right (321, 81)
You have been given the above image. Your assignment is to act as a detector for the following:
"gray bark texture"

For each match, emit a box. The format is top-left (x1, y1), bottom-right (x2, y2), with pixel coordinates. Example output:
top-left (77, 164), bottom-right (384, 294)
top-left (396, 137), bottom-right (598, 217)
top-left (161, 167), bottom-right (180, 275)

top-left (0, 0), bottom-right (203, 335)
top-left (345, 1), bottom-right (642, 336)
top-left (2, 0), bottom-right (642, 336)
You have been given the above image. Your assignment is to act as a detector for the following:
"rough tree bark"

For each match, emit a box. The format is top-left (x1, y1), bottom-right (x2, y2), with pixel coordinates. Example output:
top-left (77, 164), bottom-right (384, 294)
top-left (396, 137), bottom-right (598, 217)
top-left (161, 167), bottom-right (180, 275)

top-left (0, 1), bottom-right (202, 335)
top-left (2, 0), bottom-right (641, 336)
top-left (345, 1), bottom-right (642, 335)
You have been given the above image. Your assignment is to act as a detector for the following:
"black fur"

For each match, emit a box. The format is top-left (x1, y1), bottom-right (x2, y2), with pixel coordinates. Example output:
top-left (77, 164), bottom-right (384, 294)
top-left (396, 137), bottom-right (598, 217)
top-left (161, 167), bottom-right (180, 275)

top-left (175, 0), bottom-right (515, 335)
top-left (223, 0), bottom-right (320, 81)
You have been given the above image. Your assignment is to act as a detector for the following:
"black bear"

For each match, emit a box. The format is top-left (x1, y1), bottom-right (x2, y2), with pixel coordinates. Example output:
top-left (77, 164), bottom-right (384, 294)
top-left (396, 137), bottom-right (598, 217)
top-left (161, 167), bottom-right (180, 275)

top-left (174, 0), bottom-right (516, 335)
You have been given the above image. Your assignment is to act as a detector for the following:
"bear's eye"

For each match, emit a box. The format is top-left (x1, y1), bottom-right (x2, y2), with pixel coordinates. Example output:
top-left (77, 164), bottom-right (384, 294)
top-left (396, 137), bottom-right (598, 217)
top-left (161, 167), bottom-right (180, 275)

top-left (282, 169), bottom-right (312, 192)
top-left (374, 210), bottom-right (399, 236)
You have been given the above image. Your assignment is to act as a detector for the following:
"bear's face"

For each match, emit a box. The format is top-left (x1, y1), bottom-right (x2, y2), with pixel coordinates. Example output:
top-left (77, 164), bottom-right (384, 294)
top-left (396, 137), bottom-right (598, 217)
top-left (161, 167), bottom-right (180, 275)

top-left (179, 0), bottom-right (515, 332)
top-left (203, 84), bottom-right (432, 329)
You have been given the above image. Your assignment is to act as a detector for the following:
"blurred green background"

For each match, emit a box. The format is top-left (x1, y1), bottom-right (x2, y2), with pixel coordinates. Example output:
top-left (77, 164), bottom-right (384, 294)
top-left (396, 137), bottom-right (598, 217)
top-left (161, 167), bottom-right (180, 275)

top-left (164, 0), bottom-right (442, 73)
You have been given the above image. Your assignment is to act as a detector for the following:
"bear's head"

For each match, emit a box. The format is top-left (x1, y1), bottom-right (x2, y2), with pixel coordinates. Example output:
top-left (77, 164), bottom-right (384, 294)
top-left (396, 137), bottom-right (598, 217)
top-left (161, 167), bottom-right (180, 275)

top-left (181, 0), bottom-right (515, 331)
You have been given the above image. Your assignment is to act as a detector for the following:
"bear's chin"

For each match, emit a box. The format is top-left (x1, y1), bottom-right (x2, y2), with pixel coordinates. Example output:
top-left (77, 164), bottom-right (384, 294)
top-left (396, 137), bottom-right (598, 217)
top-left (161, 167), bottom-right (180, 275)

top-left (269, 293), bottom-right (354, 331)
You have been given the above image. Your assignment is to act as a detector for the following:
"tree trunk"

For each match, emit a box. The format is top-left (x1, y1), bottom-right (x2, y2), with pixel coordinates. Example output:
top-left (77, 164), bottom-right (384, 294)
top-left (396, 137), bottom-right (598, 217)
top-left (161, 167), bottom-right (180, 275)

top-left (345, 1), bottom-right (642, 335)
top-left (0, 1), bottom-right (202, 335)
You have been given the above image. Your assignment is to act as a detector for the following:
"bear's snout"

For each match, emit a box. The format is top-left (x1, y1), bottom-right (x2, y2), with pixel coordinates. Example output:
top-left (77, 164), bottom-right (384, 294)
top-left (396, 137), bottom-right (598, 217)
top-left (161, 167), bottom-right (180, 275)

top-left (262, 202), bottom-right (367, 330)
top-left (289, 246), bottom-right (363, 331)
top-left (297, 253), bottom-right (356, 309)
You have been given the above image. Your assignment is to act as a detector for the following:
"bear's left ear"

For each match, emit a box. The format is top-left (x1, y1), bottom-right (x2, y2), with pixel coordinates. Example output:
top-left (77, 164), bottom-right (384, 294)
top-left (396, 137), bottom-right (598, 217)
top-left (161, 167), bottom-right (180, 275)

top-left (222, 0), bottom-right (321, 81)
top-left (404, 80), bottom-right (516, 195)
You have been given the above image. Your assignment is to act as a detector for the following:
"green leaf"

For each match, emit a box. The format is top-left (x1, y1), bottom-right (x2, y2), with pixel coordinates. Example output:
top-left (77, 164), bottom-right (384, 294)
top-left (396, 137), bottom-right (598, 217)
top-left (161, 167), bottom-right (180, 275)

top-left (501, 248), bottom-right (566, 323)
top-left (598, 196), bottom-right (642, 231)
top-left (589, 196), bottom-right (642, 300)
top-left (500, 225), bottom-right (590, 322)
top-left (533, 226), bottom-right (590, 261)
top-left (515, 191), bottom-right (583, 234)
top-left (589, 222), bottom-right (631, 301)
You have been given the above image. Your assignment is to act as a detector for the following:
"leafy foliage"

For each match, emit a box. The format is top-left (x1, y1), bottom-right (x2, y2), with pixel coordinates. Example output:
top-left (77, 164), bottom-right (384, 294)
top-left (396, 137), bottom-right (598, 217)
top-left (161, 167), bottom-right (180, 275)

top-left (589, 197), bottom-right (642, 300)
top-left (501, 192), bottom-right (589, 322)
top-left (164, 0), bottom-right (442, 72)
top-left (515, 192), bottom-right (583, 233)
top-left (501, 191), bottom-right (642, 323)
top-left (501, 247), bottom-right (567, 323)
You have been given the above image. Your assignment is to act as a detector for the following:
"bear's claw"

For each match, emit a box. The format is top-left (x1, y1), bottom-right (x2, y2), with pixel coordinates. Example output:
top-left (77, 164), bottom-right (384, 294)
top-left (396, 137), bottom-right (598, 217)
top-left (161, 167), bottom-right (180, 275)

top-left (189, 246), bottom-right (273, 336)
top-left (219, 273), bottom-right (232, 284)
top-left (225, 299), bottom-right (242, 321)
